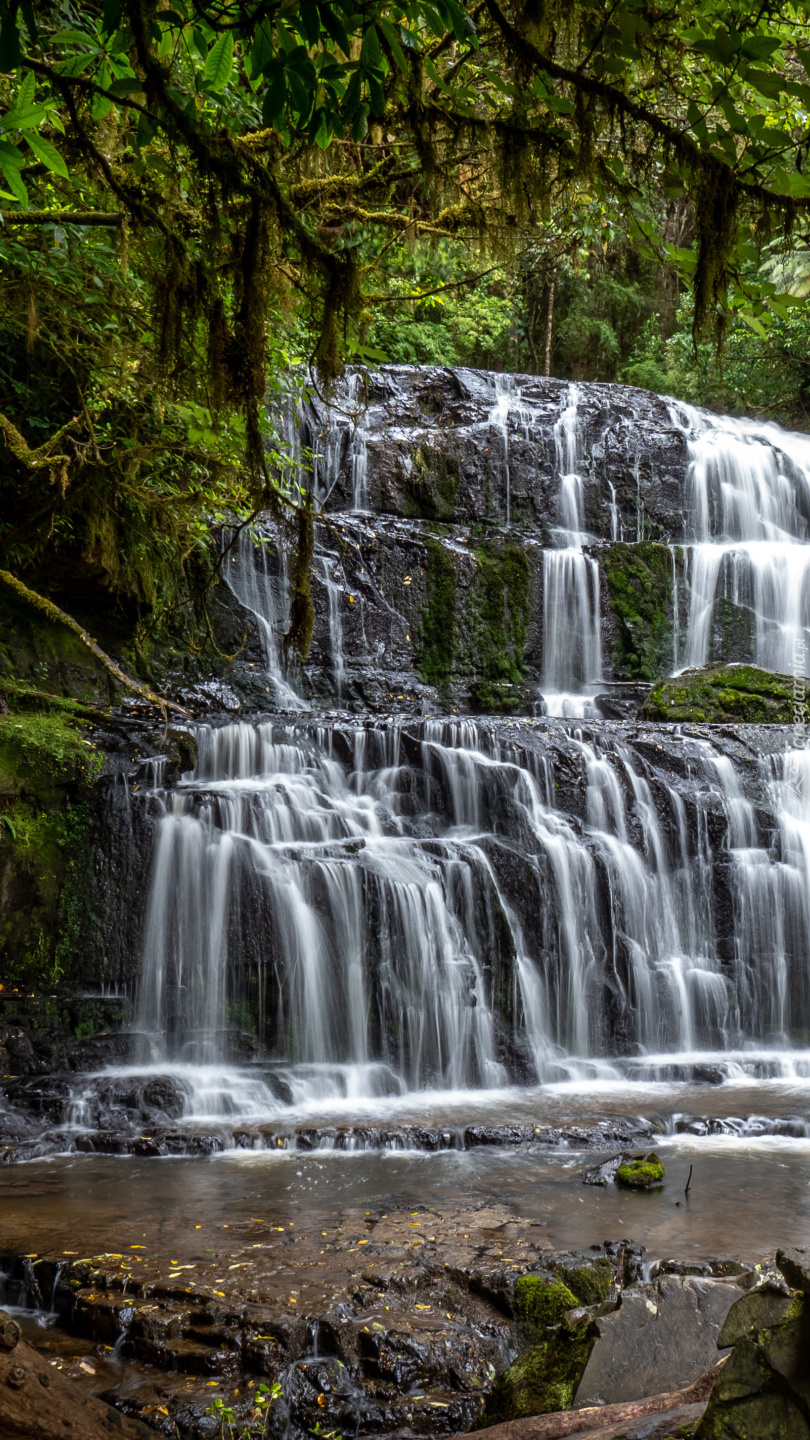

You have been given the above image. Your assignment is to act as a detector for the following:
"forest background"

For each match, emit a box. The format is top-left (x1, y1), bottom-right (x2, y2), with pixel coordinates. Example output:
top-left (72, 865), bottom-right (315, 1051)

top-left (2, 0), bottom-right (810, 680)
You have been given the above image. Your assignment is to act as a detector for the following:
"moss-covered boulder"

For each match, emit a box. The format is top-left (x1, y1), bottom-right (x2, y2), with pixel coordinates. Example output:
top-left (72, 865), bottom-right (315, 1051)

top-left (616, 1152), bottom-right (665, 1189)
top-left (697, 1283), bottom-right (810, 1439)
top-left (480, 1273), bottom-right (597, 1424)
top-left (483, 1326), bottom-right (595, 1423)
top-left (549, 1255), bottom-right (613, 1307)
top-left (514, 1274), bottom-right (579, 1336)
top-left (642, 664), bottom-right (796, 724)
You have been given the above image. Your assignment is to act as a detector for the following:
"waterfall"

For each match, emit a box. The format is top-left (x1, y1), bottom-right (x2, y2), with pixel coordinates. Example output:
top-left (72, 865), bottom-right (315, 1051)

top-left (133, 717), bottom-right (810, 1106)
top-left (671, 402), bottom-right (810, 673)
top-left (541, 385), bottom-right (603, 715)
top-left (223, 526), bottom-right (307, 710)
top-left (319, 554), bottom-right (346, 700)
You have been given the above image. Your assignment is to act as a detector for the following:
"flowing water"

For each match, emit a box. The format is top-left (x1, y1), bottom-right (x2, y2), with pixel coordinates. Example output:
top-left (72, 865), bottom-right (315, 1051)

top-left (5, 371), bottom-right (810, 1280)
top-left (671, 401), bottom-right (810, 672)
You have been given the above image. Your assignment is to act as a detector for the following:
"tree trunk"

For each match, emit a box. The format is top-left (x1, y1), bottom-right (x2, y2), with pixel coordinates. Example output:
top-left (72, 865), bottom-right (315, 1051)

top-left (543, 279), bottom-right (555, 377)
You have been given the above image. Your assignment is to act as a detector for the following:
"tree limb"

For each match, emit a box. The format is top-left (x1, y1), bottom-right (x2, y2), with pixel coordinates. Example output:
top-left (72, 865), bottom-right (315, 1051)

top-left (0, 569), bottom-right (191, 719)
top-left (0, 210), bottom-right (123, 227)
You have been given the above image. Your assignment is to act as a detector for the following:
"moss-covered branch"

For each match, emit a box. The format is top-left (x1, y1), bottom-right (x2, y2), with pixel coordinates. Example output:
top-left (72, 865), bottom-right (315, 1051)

top-left (0, 570), bottom-right (190, 719)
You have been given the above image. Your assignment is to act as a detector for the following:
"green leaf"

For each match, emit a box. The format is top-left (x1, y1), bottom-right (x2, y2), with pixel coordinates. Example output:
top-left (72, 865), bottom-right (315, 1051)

top-left (24, 131), bottom-right (69, 177)
top-left (545, 94), bottom-right (575, 114)
top-left (102, 0), bottom-right (122, 35)
top-left (107, 76), bottom-right (146, 96)
top-left (0, 160), bottom-right (28, 206)
top-left (204, 31), bottom-right (234, 92)
top-left (0, 103), bottom-right (48, 131)
top-left (261, 62), bottom-right (287, 123)
top-left (16, 70), bottom-right (34, 109)
top-left (299, 3), bottom-right (320, 47)
top-left (249, 19), bottom-right (275, 79)
top-left (360, 24), bottom-right (381, 69)
top-left (343, 69), bottom-right (362, 116)
top-left (320, 6), bottom-right (351, 57)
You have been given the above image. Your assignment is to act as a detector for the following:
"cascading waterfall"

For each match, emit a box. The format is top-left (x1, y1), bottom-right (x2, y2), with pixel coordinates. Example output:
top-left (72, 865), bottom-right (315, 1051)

top-left (81, 370), bottom-right (810, 1141)
top-left (132, 715), bottom-right (810, 1116)
top-left (671, 402), bottom-right (810, 673)
top-left (223, 526), bottom-right (306, 710)
top-left (541, 385), bottom-right (603, 715)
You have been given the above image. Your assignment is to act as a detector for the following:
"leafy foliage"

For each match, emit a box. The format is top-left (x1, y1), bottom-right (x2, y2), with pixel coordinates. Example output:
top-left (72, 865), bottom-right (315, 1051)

top-left (1, 0), bottom-right (810, 662)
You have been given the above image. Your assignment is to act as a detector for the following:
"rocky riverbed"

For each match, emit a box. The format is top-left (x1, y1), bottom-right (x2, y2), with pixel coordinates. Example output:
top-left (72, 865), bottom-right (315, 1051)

top-left (2, 1205), bottom-right (809, 1439)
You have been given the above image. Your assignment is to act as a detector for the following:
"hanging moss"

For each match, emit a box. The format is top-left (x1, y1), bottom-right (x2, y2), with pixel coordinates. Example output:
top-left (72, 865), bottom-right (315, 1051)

top-left (0, 709), bottom-right (103, 988)
top-left (468, 541), bottom-right (530, 711)
top-left (416, 535), bottom-right (458, 687)
top-left (603, 542), bottom-right (673, 681)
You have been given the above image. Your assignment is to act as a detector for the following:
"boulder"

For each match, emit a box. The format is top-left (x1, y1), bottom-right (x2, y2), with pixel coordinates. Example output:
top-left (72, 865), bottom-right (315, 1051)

top-left (615, 1153), bottom-right (665, 1190)
top-left (696, 1282), bottom-right (810, 1439)
top-left (575, 1276), bottom-right (740, 1406)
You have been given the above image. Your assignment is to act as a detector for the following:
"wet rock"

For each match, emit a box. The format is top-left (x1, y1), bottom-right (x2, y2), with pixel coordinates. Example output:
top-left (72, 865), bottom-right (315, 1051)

top-left (776, 1246), bottom-right (810, 1296)
top-left (697, 1288), bottom-right (810, 1439)
top-left (582, 1155), bottom-right (622, 1187)
top-left (575, 1276), bottom-right (740, 1406)
top-left (484, 1321), bottom-right (595, 1422)
top-left (615, 1152), bottom-right (665, 1189)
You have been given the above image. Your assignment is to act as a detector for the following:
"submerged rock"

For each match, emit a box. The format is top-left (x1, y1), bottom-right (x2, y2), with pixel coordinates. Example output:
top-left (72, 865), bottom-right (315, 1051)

top-left (616, 1153), bottom-right (665, 1190)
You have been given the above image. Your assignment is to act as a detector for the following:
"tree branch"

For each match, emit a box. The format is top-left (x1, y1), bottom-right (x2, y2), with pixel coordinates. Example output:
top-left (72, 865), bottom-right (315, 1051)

top-left (0, 569), bottom-right (191, 719)
top-left (0, 210), bottom-right (123, 227)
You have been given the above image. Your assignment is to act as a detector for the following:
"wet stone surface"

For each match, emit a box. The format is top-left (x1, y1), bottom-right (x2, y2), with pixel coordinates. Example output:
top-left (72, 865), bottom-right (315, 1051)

top-left (0, 1205), bottom-right (754, 1440)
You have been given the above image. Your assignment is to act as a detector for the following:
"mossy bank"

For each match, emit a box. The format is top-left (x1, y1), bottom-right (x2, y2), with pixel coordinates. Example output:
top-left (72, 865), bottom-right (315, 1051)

top-left (643, 664), bottom-right (797, 724)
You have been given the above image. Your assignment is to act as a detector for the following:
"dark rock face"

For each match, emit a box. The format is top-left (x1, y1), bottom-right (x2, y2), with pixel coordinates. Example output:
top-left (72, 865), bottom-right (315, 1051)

top-left (213, 366), bottom-right (701, 712)
top-left (697, 1271), bottom-right (810, 1439)
top-left (305, 367), bottom-right (689, 541)
top-left (575, 1276), bottom-right (738, 1407)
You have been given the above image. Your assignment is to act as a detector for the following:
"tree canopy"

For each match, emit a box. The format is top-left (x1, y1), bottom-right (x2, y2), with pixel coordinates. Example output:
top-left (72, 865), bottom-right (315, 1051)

top-left (1, 0), bottom-right (810, 679)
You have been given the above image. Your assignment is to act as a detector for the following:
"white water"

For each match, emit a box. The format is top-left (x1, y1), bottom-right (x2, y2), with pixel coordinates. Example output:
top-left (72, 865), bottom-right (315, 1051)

top-left (128, 718), bottom-right (810, 1121)
top-left (541, 385), bottom-right (602, 715)
top-left (223, 526), bottom-right (306, 709)
top-left (671, 403), bottom-right (810, 673)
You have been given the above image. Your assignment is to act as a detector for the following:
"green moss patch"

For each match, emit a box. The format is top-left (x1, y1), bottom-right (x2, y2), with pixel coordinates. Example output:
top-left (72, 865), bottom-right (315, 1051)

top-left (0, 708), bottom-right (103, 988)
top-left (468, 541), bottom-right (530, 711)
top-left (416, 535), bottom-right (458, 687)
top-left (515, 1274), bottom-right (579, 1335)
top-left (603, 541), bottom-right (673, 682)
top-left (482, 1319), bottom-right (595, 1423)
top-left (616, 1151), bottom-right (665, 1189)
top-left (551, 1257), bottom-right (612, 1306)
top-left (642, 664), bottom-right (796, 724)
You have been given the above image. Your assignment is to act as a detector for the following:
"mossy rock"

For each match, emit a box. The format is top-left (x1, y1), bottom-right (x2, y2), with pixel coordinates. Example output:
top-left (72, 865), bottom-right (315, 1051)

top-left (602, 541), bottom-right (673, 682)
top-left (0, 708), bottom-right (103, 988)
top-left (514, 1274), bottom-right (579, 1336)
top-left (642, 664), bottom-right (796, 724)
top-left (616, 1151), bottom-right (665, 1189)
top-left (550, 1256), bottom-right (613, 1307)
top-left (482, 1322), bottom-right (594, 1423)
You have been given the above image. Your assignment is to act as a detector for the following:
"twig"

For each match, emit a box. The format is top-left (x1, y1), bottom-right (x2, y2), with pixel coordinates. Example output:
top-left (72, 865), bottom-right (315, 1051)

top-left (685, 1164), bottom-right (693, 1196)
